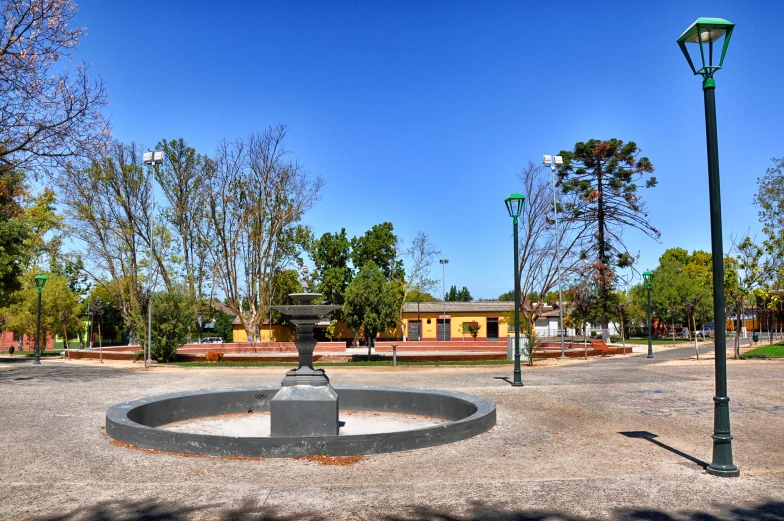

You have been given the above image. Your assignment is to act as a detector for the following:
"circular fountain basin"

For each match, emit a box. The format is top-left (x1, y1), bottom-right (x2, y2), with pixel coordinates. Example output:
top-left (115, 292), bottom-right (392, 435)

top-left (106, 385), bottom-right (496, 457)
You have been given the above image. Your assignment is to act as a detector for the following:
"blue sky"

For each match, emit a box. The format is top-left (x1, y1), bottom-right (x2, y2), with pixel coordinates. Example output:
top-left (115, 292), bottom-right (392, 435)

top-left (71, 1), bottom-right (784, 300)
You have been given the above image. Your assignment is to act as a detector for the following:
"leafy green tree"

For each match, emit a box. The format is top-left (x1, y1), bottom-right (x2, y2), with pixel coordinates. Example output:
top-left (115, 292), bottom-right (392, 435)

top-left (311, 228), bottom-right (352, 307)
top-left (558, 139), bottom-right (659, 340)
top-left (500, 291), bottom-right (540, 302)
top-left (351, 223), bottom-right (404, 281)
top-left (342, 262), bottom-right (402, 355)
top-left (405, 289), bottom-right (439, 302)
top-left (1, 271), bottom-right (82, 348)
top-left (754, 157), bottom-right (784, 253)
top-left (212, 309), bottom-right (235, 343)
top-left (446, 285), bottom-right (472, 302)
top-left (0, 167), bottom-right (28, 307)
top-left (569, 282), bottom-right (597, 359)
top-left (151, 290), bottom-right (196, 362)
top-left (155, 138), bottom-right (216, 342)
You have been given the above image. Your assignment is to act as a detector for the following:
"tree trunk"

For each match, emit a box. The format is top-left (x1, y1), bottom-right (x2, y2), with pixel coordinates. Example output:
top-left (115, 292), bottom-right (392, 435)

top-left (693, 314), bottom-right (699, 360)
top-left (620, 316), bottom-right (625, 353)
top-left (63, 327), bottom-right (69, 360)
top-left (98, 323), bottom-right (103, 364)
top-left (583, 322), bottom-right (588, 360)
top-left (735, 297), bottom-right (741, 360)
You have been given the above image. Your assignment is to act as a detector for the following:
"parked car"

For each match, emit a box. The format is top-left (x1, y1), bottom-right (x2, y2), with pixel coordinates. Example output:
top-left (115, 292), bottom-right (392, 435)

top-left (201, 337), bottom-right (224, 344)
top-left (694, 323), bottom-right (715, 339)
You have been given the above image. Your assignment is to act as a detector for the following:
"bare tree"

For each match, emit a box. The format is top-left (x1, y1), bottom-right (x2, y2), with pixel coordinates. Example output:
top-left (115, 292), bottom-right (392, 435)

top-left (154, 138), bottom-right (216, 341)
top-left (0, 0), bottom-right (109, 177)
top-left (207, 125), bottom-right (323, 342)
top-left (398, 232), bottom-right (440, 339)
top-left (516, 161), bottom-right (589, 334)
top-left (58, 142), bottom-right (166, 344)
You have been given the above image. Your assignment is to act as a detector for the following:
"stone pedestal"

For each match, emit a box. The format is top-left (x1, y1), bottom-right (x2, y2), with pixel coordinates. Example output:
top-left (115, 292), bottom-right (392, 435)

top-left (270, 368), bottom-right (339, 437)
top-left (269, 293), bottom-right (342, 438)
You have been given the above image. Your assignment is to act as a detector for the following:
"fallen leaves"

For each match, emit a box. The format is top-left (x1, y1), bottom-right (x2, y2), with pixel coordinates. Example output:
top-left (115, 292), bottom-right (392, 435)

top-left (295, 455), bottom-right (365, 466)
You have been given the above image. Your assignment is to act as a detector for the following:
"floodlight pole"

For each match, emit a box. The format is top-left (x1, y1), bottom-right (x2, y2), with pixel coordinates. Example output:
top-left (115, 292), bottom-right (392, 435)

top-left (440, 259), bottom-right (449, 341)
top-left (143, 151), bottom-right (163, 367)
top-left (545, 156), bottom-right (566, 359)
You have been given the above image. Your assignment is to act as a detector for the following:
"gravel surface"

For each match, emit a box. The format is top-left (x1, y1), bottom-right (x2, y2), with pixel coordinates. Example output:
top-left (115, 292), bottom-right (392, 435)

top-left (1, 347), bottom-right (783, 520)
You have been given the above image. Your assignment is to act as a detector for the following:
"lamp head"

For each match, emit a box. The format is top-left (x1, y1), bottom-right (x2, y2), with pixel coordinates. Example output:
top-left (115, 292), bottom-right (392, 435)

top-left (34, 274), bottom-right (48, 292)
top-left (642, 270), bottom-right (654, 289)
top-left (542, 155), bottom-right (552, 166)
top-left (439, 258), bottom-right (449, 265)
top-left (677, 18), bottom-right (734, 88)
top-left (143, 151), bottom-right (164, 165)
top-left (505, 193), bottom-right (526, 222)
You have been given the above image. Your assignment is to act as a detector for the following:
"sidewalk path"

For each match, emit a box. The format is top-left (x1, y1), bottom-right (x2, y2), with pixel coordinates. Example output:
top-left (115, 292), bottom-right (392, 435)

top-left (1, 351), bottom-right (782, 520)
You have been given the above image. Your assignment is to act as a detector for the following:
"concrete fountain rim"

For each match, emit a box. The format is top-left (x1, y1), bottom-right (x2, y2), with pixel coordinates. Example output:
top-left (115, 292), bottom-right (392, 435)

top-left (105, 385), bottom-right (496, 458)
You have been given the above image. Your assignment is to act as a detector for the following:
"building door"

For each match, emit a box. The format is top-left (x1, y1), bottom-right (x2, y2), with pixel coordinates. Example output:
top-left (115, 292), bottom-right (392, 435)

top-left (487, 318), bottom-right (499, 341)
top-left (409, 320), bottom-right (421, 341)
top-left (437, 319), bottom-right (451, 341)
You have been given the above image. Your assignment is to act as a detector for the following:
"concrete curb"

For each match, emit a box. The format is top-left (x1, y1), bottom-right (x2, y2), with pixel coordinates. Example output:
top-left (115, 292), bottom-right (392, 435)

top-left (105, 385), bottom-right (496, 457)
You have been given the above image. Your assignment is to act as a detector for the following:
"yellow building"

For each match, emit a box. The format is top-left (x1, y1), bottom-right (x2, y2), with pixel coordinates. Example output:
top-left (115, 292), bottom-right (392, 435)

top-left (229, 301), bottom-right (519, 343)
top-left (398, 302), bottom-right (515, 342)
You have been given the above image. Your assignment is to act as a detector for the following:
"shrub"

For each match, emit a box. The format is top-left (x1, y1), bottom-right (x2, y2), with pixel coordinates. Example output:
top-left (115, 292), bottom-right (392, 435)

top-left (150, 290), bottom-right (196, 362)
top-left (462, 321), bottom-right (481, 340)
top-left (205, 351), bottom-right (224, 362)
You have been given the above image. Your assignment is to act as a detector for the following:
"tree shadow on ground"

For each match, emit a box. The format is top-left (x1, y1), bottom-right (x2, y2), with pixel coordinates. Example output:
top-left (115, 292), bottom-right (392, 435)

top-left (27, 498), bottom-right (784, 521)
top-left (0, 363), bottom-right (131, 384)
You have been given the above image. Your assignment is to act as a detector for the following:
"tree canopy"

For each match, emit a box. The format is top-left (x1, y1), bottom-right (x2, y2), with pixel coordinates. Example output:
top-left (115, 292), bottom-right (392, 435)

top-left (0, 0), bottom-right (109, 176)
top-left (558, 139), bottom-right (659, 340)
top-left (342, 261), bottom-right (401, 350)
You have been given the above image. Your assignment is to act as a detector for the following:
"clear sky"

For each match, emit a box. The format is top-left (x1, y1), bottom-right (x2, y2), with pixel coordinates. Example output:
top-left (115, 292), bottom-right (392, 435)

top-left (70, 0), bottom-right (784, 300)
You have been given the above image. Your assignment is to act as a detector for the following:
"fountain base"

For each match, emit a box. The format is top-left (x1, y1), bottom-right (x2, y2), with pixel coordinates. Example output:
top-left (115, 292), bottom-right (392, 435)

top-left (271, 371), bottom-right (339, 437)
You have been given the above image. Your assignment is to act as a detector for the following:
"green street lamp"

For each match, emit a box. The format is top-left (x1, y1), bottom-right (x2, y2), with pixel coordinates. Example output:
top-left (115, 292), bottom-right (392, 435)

top-left (677, 17), bottom-right (739, 478)
top-left (33, 274), bottom-right (48, 365)
top-left (505, 193), bottom-right (525, 387)
top-left (643, 270), bottom-right (654, 359)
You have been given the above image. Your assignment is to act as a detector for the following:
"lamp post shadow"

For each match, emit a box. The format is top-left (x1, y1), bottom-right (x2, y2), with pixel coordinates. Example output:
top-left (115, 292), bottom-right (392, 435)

top-left (619, 430), bottom-right (709, 470)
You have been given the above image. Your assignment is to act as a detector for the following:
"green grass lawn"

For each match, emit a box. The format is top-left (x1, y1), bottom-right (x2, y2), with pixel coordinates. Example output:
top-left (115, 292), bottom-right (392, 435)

top-left (173, 359), bottom-right (520, 368)
top-left (740, 343), bottom-right (784, 359)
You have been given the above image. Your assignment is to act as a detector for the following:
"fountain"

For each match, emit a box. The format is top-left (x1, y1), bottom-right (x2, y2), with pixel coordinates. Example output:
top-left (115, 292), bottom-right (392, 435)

top-left (269, 292), bottom-right (341, 437)
top-left (105, 281), bottom-right (496, 457)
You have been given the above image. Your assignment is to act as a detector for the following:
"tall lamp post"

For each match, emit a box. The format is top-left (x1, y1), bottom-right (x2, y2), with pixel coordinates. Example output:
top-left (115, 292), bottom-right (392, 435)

top-left (543, 155), bottom-right (566, 358)
top-left (33, 275), bottom-right (48, 364)
top-left (439, 259), bottom-right (449, 341)
top-left (643, 270), bottom-right (654, 359)
top-left (505, 193), bottom-right (525, 386)
top-left (142, 151), bottom-right (164, 368)
top-left (677, 17), bottom-right (739, 477)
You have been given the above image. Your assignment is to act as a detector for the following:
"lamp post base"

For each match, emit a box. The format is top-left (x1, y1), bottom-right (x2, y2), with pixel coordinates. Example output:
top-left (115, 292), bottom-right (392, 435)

top-left (511, 381), bottom-right (524, 387)
top-left (706, 464), bottom-right (740, 477)
top-left (647, 354), bottom-right (654, 359)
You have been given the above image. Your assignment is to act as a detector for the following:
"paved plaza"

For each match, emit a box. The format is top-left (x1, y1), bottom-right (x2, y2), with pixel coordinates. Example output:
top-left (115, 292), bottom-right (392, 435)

top-left (1, 347), bottom-right (783, 520)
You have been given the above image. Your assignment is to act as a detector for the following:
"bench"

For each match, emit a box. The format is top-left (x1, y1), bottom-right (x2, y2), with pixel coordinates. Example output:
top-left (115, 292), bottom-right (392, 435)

top-left (591, 340), bottom-right (614, 357)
